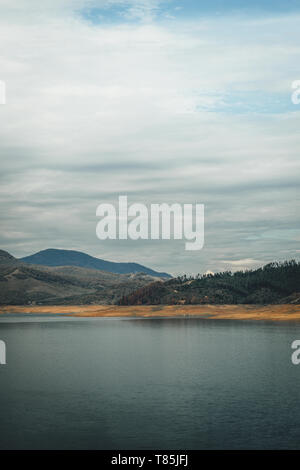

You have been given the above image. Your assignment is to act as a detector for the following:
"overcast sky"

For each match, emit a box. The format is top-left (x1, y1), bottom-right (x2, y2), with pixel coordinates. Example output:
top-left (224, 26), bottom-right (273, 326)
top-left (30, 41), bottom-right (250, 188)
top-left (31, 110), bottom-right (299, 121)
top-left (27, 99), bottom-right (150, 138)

top-left (0, 0), bottom-right (300, 276)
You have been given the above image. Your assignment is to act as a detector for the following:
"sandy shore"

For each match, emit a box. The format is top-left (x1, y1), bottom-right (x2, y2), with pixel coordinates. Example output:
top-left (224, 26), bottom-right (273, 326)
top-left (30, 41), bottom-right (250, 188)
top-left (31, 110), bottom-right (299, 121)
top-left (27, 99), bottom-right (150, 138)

top-left (0, 304), bottom-right (300, 321)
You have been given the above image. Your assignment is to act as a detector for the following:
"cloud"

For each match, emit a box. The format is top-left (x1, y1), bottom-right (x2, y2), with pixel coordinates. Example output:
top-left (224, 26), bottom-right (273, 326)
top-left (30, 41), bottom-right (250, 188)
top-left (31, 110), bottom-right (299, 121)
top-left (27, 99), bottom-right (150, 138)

top-left (0, 2), bottom-right (299, 274)
top-left (0, 0), bottom-right (169, 23)
top-left (222, 258), bottom-right (262, 267)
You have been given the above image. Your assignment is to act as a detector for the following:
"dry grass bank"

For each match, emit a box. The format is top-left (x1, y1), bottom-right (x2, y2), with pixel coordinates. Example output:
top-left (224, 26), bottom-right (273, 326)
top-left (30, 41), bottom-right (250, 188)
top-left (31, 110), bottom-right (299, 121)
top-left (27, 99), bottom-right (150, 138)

top-left (0, 304), bottom-right (300, 321)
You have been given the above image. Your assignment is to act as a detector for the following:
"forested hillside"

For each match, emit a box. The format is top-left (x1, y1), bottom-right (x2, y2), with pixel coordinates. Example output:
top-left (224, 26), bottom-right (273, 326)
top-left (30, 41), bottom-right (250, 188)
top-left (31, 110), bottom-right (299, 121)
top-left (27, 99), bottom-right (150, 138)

top-left (118, 261), bottom-right (300, 305)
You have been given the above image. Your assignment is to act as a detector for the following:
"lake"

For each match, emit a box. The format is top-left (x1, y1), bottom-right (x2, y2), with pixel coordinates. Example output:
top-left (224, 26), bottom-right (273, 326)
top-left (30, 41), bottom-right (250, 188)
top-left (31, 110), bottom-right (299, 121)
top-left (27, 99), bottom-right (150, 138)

top-left (0, 315), bottom-right (300, 449)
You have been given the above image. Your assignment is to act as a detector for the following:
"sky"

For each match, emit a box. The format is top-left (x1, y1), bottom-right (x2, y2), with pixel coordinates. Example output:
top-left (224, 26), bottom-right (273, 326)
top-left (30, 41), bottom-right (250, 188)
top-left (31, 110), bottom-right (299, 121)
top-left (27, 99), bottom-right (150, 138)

top-left (0, 0), bottom-right (300, 275)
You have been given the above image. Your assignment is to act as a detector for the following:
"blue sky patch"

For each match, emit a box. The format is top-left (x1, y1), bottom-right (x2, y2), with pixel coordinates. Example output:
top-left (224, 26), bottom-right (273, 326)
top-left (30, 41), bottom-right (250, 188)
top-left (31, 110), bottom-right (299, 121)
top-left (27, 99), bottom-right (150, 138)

top-left (79, 0), bottom-right (300, 25)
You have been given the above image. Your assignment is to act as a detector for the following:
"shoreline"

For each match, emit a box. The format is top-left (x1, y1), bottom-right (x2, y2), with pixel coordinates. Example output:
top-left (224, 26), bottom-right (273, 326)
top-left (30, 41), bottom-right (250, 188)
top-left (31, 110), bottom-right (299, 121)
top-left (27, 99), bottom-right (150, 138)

top-left (0, 304), bottom-right (300, 321)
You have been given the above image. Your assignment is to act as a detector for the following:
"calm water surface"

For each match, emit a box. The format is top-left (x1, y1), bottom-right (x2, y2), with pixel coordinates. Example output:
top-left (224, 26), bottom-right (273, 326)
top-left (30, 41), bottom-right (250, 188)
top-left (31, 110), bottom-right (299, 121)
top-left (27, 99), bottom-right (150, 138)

top-left (0, 315), bottom-right (299, 449)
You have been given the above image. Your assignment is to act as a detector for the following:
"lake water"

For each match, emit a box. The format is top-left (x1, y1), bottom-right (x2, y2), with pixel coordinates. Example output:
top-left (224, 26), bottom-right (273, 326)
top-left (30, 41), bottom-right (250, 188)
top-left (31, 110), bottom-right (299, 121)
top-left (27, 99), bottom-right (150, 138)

top-left (0, 315), bottom-right (300, 449)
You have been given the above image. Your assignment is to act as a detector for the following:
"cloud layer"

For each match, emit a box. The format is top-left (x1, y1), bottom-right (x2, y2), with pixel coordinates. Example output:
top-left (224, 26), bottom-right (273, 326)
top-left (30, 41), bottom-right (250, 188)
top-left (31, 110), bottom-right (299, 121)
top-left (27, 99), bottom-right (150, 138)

top-left (0, 1), bottom-right (300, 274)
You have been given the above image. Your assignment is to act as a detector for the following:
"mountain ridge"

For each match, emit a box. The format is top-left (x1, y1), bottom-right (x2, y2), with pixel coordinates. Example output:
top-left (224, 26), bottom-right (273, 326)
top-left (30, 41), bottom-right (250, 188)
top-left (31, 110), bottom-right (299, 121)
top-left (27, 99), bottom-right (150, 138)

top-left (20, 248), bottom-right (171, 278)
top-left (0, 249), bottom-right (166, 305)
top-left (117, 260), bottom-right (300, 305)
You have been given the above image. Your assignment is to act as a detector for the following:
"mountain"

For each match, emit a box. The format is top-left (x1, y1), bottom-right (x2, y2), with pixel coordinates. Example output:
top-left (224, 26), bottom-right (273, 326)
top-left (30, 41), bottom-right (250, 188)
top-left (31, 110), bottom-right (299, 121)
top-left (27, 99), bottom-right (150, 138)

top-left (0, 249), bottom-right (17, 264)
top-left (3, 249), bottom-right (299, 306)
top-left (20, 249), bottom-right (171, 278)
top-left (118, 260), bottom-right (300, 305)
top-left (0, 250), bottom-right (165, 305)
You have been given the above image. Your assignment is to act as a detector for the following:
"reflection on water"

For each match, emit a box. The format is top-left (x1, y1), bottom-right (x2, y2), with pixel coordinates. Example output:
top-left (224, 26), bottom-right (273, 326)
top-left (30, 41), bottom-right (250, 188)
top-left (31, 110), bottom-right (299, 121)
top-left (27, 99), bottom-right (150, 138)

top-left (0, 315), bottom-right (300, 449)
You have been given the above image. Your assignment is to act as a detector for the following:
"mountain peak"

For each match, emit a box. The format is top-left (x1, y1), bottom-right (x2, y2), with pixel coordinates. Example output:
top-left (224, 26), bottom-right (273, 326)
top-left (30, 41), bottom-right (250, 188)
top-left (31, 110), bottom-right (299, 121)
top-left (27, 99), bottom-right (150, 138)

top-left (0, 250), bottom-right (17, 263)
top-left (20, 248), bottom-right (171, 278)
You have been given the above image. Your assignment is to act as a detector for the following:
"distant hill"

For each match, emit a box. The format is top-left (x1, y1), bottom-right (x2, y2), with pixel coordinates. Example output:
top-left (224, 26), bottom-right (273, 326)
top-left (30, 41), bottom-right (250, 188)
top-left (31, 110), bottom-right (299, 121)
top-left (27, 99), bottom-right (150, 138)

top-left (118, 260), bottom-right (300, 305)
top-left (0, 250), bottom-right (165, 305)
top-left (2, 249), bottom-right (299, 306)
top-left (0, 249), bottom-right (16, 264)
top-left (20, 249), bottom-right (171, 278)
